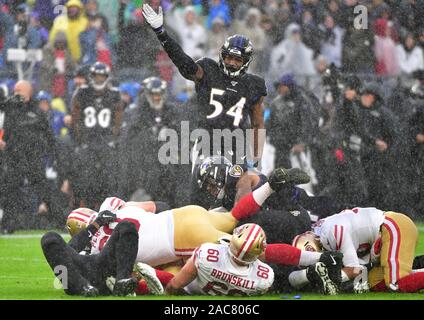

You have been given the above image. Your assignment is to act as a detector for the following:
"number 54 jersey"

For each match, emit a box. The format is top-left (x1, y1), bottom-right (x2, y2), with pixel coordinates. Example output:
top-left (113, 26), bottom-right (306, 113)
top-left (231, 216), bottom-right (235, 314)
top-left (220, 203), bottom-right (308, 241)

top-left (195, 58), bottom-right (267, 131)
top-left (185, 243), bottom-right (274, 296)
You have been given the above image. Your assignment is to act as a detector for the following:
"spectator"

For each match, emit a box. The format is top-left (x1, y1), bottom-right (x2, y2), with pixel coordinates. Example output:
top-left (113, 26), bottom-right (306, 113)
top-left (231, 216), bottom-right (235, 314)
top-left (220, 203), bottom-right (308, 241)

top-left (269, 23), bottom-right (315, 84)
top-left (80, 13), bottom-right (115, 69)
top-left (206, 17), bottom-right (228, 60)
top-left (29, 12), bottom-right (49, 47)
top-left (40, 31), bottom-right (76, 99)
top-left (301, 9), bottom-right (321, 57)
top-left (318, 14), bottom-right (344, 68)
top-left (207, 0), bottom-right (232, 30)
top-left (396, 33), bottom-right (424, 75)
top-left (233, 8), bottom-right (266, 74)
top-left (0, 80), bottom-right (59, 233)
top-left (117, 1), bottom-right (159, 77)
top-left (167, 6), bottom-right (207, 61)
top-left (49, 0), bottom-right (88, 62)
top-left (356, 83), bottom-right (400, 209)
top-left (373, 18), bottom-right (400, 76)
top-left (342, 16), bottom-right (375, 74)
top-left (34, 0), bottom-right (67, 30)
top-left (3, 4), bottom-right (42, 72)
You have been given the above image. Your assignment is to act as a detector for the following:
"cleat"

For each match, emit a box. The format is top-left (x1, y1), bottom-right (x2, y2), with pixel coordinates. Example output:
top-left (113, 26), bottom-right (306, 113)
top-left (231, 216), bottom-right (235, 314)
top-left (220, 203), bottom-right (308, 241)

top-left (112, 278), bottom-right (138, 296)
top-left (106, 276), bottom-right (116, 293)
top-left (269, 167), bottom-right (310, 191)
top-left (319, 251), bottom-right (343, 285)
top-left (134, 262), bottom-right (164, 295)
top-left (81, 284), bottom-right (99, 297)
top-left (307, 262), bottom-right (339, 295)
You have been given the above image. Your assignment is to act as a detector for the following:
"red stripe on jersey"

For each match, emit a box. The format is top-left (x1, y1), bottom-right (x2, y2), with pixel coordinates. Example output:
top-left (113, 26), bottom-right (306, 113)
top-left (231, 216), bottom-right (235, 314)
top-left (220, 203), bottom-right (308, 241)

top-left (110, 197), bottom-right (116, 208)
top-left (338, 226), bottom-right (344, 250)
top-left (334, 225), bottom-right (339, 250)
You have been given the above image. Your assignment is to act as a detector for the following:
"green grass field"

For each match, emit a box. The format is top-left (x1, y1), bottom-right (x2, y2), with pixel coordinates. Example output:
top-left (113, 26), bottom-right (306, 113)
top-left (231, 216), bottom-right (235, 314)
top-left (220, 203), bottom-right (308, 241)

top-left (1, 227), bottom-right (424, 300)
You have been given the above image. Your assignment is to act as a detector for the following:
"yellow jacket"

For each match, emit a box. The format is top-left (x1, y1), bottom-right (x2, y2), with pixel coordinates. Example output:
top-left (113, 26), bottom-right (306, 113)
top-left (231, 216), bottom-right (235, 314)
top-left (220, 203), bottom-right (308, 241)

top-left (49, 0), bottom-right (88, 61)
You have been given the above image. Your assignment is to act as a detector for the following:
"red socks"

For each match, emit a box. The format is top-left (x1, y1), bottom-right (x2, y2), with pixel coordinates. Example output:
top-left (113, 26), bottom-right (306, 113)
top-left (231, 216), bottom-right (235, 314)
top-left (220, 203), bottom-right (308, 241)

top-left (397, 272), bottom-right (424, 293)
top-left (371, 272), bottom-right (424, 293)
top-left (231, 192), bottom-right (260, 221)
top-left (264, 243), bottom-right (301, 266)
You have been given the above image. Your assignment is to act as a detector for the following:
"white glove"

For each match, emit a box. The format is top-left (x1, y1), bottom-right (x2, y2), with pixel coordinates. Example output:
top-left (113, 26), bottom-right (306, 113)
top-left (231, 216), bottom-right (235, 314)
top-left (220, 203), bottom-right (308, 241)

top-left (99, 197), bottom-right (126, 214)
top-left (142, 4), bottom-right (163, 31)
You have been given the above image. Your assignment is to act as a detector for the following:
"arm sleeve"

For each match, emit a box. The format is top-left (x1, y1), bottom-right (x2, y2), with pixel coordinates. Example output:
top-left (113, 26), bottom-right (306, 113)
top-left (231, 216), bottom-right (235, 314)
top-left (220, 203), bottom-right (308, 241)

top-left (68, 228), bottom-right (93, 252)
top-left (155, 30), bottom-right (199, 80)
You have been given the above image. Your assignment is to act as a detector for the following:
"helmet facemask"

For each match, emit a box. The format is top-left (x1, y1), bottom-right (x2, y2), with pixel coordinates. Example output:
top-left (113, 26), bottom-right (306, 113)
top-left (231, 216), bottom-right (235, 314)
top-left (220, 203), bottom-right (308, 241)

top-left (219, 35), bottom-right (254, 78)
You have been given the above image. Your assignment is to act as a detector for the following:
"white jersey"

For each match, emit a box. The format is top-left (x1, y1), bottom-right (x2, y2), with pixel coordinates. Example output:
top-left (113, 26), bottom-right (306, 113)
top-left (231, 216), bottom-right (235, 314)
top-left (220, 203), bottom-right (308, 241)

top-left (185, 243), bottom-right (274, 296)
top-left (90, 207), bottom-right (179, 266)
top-left (313, 207), bottom-right (385, 267)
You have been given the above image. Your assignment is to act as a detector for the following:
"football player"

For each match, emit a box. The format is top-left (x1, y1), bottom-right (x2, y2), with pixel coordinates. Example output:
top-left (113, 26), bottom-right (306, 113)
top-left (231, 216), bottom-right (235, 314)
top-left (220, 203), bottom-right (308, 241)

top-left (142, 4), bottom-right (267, 172)
top-left (290, 207), bottom-right (424, 293)
top-left (166, 223), bottom-right (274, 296)
top-left (41, 210), bottom-right (140, 297)
top-left (70, 62), bottom-right (124, 210)
top-left (67, 169), bottom-right (343, 294)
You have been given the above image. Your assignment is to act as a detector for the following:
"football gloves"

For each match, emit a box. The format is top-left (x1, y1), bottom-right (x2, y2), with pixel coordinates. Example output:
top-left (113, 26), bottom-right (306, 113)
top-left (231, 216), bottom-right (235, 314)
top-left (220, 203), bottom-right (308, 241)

top-left (268, 167), bottom-right (311, 192)
top-left (93, 210), bottom-right (116, 227)
top-left (142, 4), bottom-right (164, 32)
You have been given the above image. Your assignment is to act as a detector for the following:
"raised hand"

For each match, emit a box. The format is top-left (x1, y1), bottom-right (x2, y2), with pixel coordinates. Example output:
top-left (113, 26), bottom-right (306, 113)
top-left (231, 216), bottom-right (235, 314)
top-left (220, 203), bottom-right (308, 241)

top-left (142, 3), bottom-right (163, 32)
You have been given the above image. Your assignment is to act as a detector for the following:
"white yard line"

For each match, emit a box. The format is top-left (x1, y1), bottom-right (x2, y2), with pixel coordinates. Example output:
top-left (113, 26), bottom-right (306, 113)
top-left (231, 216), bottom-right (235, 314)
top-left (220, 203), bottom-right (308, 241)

top-left (0, 234), bottom-right (69, 239)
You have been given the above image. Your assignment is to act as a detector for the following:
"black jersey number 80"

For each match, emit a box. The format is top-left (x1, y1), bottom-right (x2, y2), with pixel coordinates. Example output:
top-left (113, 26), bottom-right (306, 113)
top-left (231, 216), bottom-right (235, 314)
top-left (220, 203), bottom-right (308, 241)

top-left (207, 88), bottom-right (246, 127)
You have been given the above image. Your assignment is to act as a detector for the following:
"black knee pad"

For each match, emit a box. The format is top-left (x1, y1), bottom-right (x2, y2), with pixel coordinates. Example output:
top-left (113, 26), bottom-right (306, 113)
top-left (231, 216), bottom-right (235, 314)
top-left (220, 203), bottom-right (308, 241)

top-left (41, 232), bottom-right (63, 250)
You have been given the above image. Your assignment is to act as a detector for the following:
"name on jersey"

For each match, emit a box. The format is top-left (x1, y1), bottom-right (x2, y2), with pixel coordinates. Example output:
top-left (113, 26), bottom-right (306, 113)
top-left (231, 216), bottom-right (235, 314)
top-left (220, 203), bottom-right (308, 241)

top-left (211, 268), bottom-right (255, 289)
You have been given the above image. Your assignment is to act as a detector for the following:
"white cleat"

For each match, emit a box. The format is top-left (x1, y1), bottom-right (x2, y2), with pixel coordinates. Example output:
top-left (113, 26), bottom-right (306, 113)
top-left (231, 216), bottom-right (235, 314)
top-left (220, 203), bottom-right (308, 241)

top-left (134, 262), bottom-right (164, 295)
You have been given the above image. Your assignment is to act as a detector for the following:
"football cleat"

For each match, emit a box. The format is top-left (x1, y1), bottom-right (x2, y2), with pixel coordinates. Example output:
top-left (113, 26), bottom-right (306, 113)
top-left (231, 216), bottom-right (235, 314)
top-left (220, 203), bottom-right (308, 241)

top-left (106, 276), bottom-right (116, 293)
top-left (133, 262), bottom-right (164, 295)
top-left (81, 284), bottom-right (99, 297)
top-left (306, 262), bottom-right (339, 295)
top-left (319, 251), bottom-right (343, 285)
top-left (268, 167), bottom-right (311, 192)
top-left (112, 278), bottom-right (138, 297)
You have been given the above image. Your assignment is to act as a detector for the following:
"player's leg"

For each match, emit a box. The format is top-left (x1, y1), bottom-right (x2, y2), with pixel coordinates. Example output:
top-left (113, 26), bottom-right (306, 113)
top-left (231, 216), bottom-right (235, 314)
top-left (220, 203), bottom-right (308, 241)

top-left (380, 212), bottom-right (419, 291)
top-left (173, 205), bottom-right (230, 257)
top-left (97, 221), bottom-right (139, 281)
top-left (40, 232), bottom-right (97, 296)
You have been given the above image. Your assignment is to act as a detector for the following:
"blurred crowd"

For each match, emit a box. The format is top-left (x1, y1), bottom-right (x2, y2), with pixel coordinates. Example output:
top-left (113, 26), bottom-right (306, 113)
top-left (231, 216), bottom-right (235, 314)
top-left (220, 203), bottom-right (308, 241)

top-left (0, 0), bottom-right (424, 232)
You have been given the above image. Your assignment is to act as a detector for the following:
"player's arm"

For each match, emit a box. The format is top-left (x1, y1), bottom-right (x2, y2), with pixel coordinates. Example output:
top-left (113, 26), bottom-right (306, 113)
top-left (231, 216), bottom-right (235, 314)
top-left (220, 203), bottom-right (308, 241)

top-left (165, 256), bottom-right (198, 295)
top-left (112, 100), bottom-right (125, 137)
top-left (142, 4), bottom-right (204, 82)
top-left (250, 97), bottom-right (265, 164)
top-left (70, 92), bottom-right (81, 145)
top-left (234, 172), bottom-right (260, 204)
top-left (326, 225), bottom-right (362, 281)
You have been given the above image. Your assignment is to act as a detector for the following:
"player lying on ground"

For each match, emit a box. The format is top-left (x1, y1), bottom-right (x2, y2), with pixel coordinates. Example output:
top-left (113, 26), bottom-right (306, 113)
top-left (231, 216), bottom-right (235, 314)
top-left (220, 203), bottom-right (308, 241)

top-left (165, 223), bottom-right (275, 296)
top-left (42, 212), bottom-right (140, 297)
top-left (61, 168), bottom-right (343, 296)
top-left (290, 207), bottom-right (424, 293)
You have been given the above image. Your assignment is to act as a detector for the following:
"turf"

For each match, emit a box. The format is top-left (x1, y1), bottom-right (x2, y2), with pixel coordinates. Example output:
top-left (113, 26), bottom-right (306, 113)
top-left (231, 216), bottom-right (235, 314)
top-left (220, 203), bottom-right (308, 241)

top-left (1, 227), bottom-right (424, 300)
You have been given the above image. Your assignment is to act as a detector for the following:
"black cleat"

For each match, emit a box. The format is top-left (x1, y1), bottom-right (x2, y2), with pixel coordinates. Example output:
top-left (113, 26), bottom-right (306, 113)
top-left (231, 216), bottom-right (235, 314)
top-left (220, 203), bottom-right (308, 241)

top-left (306, 262), bottom-right (339, 295)
top-left (112, 278), bottom-right (138, 296)
top-left (269, 167), bottom-right (311, 191)
top-left (319, 251), bottom-right (343, 286)
top-left (81, 284), bottom-right (99, 297)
